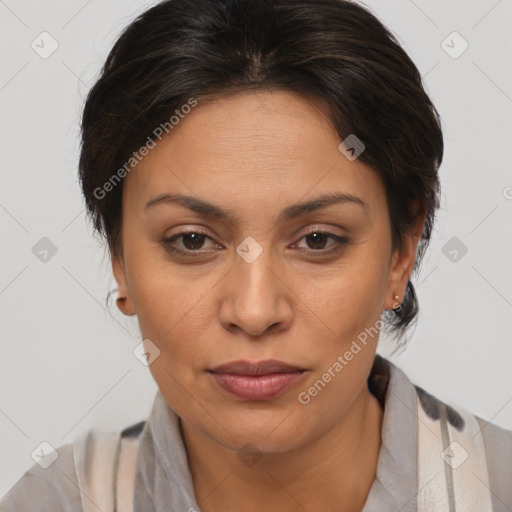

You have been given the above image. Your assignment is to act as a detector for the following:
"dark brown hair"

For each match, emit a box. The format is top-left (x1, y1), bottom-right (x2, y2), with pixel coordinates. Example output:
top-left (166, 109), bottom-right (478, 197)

top-left (78, 0), bottom-right (443, 347)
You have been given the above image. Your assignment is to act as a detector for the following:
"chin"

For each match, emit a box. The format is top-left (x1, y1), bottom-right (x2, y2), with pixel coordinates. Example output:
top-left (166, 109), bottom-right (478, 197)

top-left (207, 406), bottom-right (310, 452)
top-left (217, 429), bottom-right (303, 456)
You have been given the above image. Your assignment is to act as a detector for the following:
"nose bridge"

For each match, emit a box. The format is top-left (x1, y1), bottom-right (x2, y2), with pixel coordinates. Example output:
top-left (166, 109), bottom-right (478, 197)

top-left (221, 235), bottom-right (292, 335)
top-left (234, 235), bottom-right (280, 300)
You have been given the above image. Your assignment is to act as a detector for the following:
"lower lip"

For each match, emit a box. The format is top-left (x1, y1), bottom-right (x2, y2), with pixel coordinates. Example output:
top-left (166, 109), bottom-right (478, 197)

top-left (209, 371), bottom-right (305, 400)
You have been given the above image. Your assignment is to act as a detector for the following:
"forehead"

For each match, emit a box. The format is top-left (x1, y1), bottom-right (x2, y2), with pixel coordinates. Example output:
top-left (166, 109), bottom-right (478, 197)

top-left (122, 89), bottom-right (386, 219)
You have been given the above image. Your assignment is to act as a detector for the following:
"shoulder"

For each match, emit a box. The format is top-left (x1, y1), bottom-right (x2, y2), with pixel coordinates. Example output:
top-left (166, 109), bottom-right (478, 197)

top-left (475, 413), bottom-right (512, 509)
top-left (0, 442), bottom-right (81, 511)
top-left (0, 420), bottom-right (146, 512)
top-left (413, 383), bottom-right (512, 449)
top-left (413, 383), bottom-right (512, 510)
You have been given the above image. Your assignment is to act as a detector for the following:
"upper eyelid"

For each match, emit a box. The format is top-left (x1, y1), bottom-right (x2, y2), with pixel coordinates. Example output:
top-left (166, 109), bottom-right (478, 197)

top-left (164, 228), bottom-right (347, 250)
top-left (166, 226), bottom-right (345, 240)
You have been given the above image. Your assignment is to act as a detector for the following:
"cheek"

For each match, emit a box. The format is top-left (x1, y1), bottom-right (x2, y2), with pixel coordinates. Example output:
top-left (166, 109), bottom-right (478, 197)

top-left (128, 263), bottom-right (218, 378)
top-left (123, 237), bottom-right (206, 331)
top-left (305, 246), bottom-right (390, 335)
top-left (134, 278), bottom-right (211, 354)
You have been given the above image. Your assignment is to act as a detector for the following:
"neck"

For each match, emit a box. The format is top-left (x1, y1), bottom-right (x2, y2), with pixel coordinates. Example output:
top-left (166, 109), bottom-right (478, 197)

top-left (181, 384), bottom-right (383, 512)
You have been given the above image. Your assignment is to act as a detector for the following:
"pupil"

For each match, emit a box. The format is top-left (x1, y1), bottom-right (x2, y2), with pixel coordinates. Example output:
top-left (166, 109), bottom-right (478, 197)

top-left (184, 233), bottom-right (204, 250)
top-left (308, 232), bottom-right (326, 249)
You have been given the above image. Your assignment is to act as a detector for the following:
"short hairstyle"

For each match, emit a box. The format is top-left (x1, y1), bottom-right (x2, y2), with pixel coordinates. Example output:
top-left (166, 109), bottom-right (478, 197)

top-left (78, 0), bottom-right (444, 347)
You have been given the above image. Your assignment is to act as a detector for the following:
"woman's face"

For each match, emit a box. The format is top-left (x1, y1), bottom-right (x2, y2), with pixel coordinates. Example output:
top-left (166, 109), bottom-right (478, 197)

top-left (113, 89), bottom-right (421, 453)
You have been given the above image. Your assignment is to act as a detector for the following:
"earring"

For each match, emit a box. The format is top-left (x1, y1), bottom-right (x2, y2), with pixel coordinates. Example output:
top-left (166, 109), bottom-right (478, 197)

top-left (392, 292), bottom-right (402, 310)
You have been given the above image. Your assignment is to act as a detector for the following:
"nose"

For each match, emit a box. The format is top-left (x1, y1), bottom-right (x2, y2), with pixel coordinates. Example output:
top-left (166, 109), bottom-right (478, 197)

top-left (218, 244), bottom-right (293, 338)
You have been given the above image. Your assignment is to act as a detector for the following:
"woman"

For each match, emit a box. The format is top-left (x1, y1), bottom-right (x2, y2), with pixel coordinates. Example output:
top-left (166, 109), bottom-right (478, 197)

top-left (1, 0), bottom-right (510, 511)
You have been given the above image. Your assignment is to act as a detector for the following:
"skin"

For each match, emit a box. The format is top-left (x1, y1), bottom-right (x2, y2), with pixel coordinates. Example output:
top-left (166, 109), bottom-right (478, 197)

top-left (113, 89), bottom-right (426, 512)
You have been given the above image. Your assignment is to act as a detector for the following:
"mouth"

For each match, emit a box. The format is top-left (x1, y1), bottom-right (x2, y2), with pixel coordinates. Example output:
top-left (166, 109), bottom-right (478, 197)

top-left (208, 359), bottom-right (307, 400)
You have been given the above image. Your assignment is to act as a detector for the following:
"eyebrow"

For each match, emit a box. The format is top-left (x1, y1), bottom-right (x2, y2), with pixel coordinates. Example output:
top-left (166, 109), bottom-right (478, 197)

top-left (144, 192), bottom-right (367, 223)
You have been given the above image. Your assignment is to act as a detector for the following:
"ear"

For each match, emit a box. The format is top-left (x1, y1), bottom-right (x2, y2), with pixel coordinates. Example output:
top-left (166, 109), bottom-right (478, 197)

top-left (112, 252), bottom-right (136, 316)
top-left (384, 202), bottom-right (427, 310)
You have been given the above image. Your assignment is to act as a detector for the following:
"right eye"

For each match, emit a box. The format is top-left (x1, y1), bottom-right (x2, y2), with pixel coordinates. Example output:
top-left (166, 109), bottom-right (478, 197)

top-left (161, 230), bottom-right (222, 255)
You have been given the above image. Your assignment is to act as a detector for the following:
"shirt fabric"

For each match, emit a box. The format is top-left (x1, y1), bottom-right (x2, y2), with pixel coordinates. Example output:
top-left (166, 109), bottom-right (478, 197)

top-left (2, 355), bottom-right (511, 511)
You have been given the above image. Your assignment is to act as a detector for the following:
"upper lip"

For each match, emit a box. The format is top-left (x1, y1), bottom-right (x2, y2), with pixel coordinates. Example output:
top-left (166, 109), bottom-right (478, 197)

top-left (210, 359), bottom-right (305, 376)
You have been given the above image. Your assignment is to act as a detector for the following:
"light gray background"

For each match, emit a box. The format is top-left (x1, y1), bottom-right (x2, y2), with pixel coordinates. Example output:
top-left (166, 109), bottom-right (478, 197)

top-left (1, 0), bottom-right (511, 496)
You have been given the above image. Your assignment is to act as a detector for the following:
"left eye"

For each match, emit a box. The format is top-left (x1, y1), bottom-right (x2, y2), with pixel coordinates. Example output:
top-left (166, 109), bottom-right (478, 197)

top-left (293, 231), bottom-right (349, 252)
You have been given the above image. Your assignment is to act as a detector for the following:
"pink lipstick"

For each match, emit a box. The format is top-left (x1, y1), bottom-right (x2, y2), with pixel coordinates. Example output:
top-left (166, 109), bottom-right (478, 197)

top-left (208, 359), bottom-right (306, 400)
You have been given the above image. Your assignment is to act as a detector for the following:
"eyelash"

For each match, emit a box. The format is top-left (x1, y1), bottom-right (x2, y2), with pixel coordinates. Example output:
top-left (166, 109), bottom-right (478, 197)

top-left (161, 229), bottom-right (350, 257)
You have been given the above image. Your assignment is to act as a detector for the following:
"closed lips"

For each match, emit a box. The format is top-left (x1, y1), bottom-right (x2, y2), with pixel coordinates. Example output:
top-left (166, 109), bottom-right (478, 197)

top-left (209, 360), bottom-right (306, 376)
